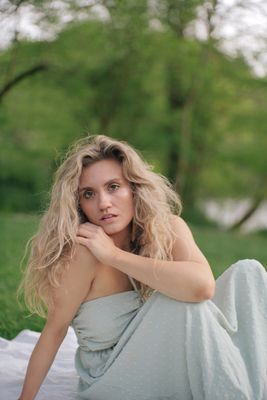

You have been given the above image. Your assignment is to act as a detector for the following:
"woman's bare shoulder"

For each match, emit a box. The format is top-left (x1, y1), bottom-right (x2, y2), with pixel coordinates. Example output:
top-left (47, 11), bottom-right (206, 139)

top-left (46, 245), bottom-right (99, 328)
top-left (61, 244), bottom-right (98, 291)
top-left (169, 214), bottom-right (194, 237)
top-left (169, 214), bottom-right (209, 265)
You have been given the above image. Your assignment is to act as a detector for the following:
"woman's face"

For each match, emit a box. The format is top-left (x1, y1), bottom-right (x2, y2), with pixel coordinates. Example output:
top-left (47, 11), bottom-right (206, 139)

top-left (78, 158), bottom-right (135, 247)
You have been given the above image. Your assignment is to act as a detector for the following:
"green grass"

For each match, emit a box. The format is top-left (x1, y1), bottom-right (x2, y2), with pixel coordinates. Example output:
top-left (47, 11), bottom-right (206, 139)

top-left (0, 212), bottom-right (266, 340)
top-left (0, 213), bottom-right (44, 339)
top-left (191, 224), bottom-right (267, 278)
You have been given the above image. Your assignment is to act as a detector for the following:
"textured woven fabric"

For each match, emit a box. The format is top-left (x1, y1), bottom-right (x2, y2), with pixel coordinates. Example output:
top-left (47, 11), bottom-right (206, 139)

top-left (71, 259), bottom-right (267, 400)
top-left (1, 259), bottom-right (266, 399)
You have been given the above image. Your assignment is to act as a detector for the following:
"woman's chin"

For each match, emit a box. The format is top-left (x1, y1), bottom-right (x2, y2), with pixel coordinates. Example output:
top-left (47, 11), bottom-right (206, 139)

top-left (103, 224), bottom-right (129, 239)
top-left (104, 227), bottom-right (120, 236)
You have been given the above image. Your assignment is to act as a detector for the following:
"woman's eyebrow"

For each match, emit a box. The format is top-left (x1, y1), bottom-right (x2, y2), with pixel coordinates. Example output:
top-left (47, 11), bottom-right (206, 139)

top-left (78, 177), bottom-right (122, 192)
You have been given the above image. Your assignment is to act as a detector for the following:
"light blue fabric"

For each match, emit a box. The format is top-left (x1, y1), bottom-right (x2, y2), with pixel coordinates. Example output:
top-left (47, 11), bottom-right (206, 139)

top-left (71, 259), bottom-right (267, 399)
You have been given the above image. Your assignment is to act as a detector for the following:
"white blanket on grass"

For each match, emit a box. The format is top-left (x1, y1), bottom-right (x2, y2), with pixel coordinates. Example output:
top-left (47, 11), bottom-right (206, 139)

top-left (0, 327), bottom-right (80, 399)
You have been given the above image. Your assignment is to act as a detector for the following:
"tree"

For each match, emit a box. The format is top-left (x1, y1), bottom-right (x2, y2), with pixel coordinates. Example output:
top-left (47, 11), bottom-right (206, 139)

top-left (1, 0), bottom-right (267, 227)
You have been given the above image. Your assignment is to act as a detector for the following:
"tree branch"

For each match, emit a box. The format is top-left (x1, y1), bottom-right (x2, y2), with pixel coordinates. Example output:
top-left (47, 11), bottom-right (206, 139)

top-left (0, 63), bottom-right (48, 101)
top-left (228, 196), bottom-right (264, 231)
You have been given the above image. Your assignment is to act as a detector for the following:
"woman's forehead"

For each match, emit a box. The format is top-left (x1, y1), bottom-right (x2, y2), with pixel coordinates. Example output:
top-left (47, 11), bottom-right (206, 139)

top-left (79, 159), bottom-right (125, 186)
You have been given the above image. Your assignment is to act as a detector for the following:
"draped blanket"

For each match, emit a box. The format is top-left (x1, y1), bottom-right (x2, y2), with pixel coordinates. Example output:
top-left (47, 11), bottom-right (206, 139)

top-left (0, 328), bottom-right (79, 399)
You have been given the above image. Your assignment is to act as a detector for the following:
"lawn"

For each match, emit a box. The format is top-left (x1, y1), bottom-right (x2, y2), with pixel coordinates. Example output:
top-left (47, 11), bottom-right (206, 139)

top-left (0, 212), bottom-right (266, 339)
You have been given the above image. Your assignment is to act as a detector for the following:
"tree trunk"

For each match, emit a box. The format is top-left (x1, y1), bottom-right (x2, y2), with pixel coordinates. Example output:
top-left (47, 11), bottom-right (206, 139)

top-left (229, 196), bottom-right (264, 231)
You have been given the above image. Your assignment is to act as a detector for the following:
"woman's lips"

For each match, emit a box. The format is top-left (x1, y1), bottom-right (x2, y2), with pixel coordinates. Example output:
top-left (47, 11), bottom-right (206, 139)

top-left (101, 214), bottom-right (118, 222)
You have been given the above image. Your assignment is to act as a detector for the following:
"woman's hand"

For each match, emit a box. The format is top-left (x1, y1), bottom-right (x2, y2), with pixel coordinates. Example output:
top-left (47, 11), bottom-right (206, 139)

top-left (76, 222), bottom-right (118, 265)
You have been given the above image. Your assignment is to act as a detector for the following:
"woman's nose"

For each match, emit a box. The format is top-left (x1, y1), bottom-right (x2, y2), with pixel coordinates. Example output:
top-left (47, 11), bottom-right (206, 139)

top-left (98, 191), bottom-right (112, 210)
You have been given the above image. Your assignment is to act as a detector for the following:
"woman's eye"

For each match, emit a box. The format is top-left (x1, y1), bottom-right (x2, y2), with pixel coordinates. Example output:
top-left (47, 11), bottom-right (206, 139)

top-left (83, 190), bottom-right (94, 199)
top-left (109, 183), bottom-right (120, 191)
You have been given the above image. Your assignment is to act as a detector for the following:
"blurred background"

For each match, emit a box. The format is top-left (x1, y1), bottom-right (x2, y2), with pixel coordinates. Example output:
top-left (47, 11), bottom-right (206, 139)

top-left (1, 0), bottom-right (267, 338)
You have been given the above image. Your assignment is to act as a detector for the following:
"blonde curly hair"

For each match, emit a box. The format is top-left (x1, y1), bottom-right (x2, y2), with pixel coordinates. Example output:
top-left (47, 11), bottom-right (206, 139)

top-left (18, 135), bottom-right (182, 317)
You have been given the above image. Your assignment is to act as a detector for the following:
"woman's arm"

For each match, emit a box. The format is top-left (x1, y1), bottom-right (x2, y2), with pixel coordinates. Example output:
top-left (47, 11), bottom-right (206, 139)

top-left (77, 216), bottom-right (215, 303)
top-left (18, 322), bottom-right (68, 400)
top-left (18, 245), bottom-right (98, 400)
top-left (111, 216), bottom-right (215, 302)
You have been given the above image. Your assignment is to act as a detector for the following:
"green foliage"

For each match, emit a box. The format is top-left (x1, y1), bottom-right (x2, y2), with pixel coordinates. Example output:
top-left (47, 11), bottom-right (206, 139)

top-left (181, 207), bottom-right (217, 227)
top-left (0, 1), bottom-right (267, 215)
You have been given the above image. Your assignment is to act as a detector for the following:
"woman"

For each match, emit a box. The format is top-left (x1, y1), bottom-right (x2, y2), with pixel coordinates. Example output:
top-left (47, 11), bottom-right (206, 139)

top-left (19, 135), bottom-right (267, 400)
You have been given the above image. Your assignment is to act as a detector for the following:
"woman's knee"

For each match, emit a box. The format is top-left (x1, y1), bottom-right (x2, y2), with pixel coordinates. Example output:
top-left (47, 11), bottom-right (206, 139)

top-left (231, 259), bottom-right (266, 279)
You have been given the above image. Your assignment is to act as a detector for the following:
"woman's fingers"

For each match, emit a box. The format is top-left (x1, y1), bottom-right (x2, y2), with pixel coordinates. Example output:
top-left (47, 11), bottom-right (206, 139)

top-left (75, 236), bottom-right (89, 246)
top-left (77, 226), bottom-right (91, 237)
top-left (77, 223), bottom-right (102, 237)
